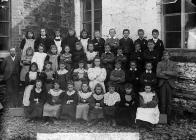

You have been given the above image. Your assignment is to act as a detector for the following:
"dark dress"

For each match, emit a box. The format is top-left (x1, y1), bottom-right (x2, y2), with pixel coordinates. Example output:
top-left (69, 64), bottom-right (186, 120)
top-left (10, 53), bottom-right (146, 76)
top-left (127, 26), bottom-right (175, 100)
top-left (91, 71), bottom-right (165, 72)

top-left (72, 50), bottom-right (87, 69)
top-left (140, 71), bottom-right (157, 90)
top-left (134, 38), bottom-right (148, 52)
top-left (130, 50), bottom-right (144, 73)
top-left (55, 70), bottom-right (70, 90)
top-left (60, 90), bottom-right (78, 120)
top-left (115, 54), bottom-right (127, 70)
top-left (41, 70), bottom-right (55, 92)
top-left (126, 69), bottom-right (140, 92)
top-left (92, 37), bottom-right (105, 57)
top-left (119, 37), bottom-right (134, 58)
top-left (61, 35), bottom-right (79, 53)
top-left (34, 35), bottom-right (53, 53)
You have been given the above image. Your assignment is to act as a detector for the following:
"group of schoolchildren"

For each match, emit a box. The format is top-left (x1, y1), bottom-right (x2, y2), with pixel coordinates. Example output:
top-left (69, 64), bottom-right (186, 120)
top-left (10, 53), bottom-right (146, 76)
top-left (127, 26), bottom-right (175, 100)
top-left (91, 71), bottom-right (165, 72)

top-left (1, 27), bottom-right (177, 130)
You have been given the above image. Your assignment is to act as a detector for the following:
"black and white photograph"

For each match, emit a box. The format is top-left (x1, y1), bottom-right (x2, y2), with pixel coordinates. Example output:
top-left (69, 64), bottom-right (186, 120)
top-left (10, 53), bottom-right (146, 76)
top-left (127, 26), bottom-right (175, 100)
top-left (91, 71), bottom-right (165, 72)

top-left (0, 0), bottom-right (196, 139)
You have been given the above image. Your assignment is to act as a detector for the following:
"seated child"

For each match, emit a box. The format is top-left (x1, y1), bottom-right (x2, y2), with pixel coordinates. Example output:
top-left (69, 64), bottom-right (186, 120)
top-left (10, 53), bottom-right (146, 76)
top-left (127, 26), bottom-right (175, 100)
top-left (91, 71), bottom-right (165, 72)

top-left (136, 84), bottom-right (160, 130)
top-left (103, 83), bottom-right (120, 127)
top-left (115, 47), bottom-right (127, 70)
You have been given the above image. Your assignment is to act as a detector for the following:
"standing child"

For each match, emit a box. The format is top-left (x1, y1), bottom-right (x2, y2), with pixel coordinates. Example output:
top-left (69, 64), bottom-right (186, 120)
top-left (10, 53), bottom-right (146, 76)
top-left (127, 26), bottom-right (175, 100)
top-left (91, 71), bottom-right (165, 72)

top-left (92, 30), bottom-right (105, 57)
top-left (103, 83), bottom-right (120, 127)
top-left (105, 28), bottom-right (119, 54)
top-left (73, 60), bottom-right (88, 91)
top-left (31, 44), bottom-right (47, 72)
top-left (80, 29), bottom-right (90, 54)
top-left (43, 81), bottom-right (63, 123)
top-left (72, 41), bottom-right (87, 69)
top-left (86, 42), bottom-right (98, 68)
top-left (28, 80), bottom-right (46, 120)
top-left (76, 82), bottom-right (92, 121)
top-left (136, 84), bottom-right (160, 130)
top-left (20, 47), bottom-right (34, 84)
top-left (115, 47), bottom-right (127, 70)
top-left (88, 57), bottom-right (107, 92)
top-left (53, 29), bottom-right (62, 54)
top-left (88, 83), bottom-right (104, 125)
top-left (60, 82), bottom-right (78, 120)
top-left (134, 29), bottom-right (148, 52)
top-left (46, 45), bottom-right (59, 72)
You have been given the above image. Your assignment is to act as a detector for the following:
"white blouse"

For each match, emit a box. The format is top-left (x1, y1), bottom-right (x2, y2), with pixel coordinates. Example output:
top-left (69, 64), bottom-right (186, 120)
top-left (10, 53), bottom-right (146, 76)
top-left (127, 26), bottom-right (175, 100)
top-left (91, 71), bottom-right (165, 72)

top-left (104, 92), bottom-right (120, 106)
top-left (139, 92), bottom-right (155, 104)
top-left (80, 38), bottom-right (89, 54)
top-left (88, 67), bottom-right (106, 82)
top-left (86, 51), bottom-right (98, 61)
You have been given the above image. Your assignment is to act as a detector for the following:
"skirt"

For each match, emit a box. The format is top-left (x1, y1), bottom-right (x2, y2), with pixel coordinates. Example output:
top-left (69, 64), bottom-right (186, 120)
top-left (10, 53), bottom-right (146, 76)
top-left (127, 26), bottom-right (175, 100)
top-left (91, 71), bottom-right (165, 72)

top-left (103, 106), bottom-right (116, 119)
top-left (43, 103), bottom-right (61, 118)
top-left (76, 103), bottom-right (89, 121)
top-left (60, 104), bottom-right (76, 120)
top-left (88, 107), bottom-right (103, 121)
top-left (23, 85), bottom-right (34, 106)
top-left (28, 103), bottom-right (43, 118)
top-left (20, 65), bottom-right (30, 82)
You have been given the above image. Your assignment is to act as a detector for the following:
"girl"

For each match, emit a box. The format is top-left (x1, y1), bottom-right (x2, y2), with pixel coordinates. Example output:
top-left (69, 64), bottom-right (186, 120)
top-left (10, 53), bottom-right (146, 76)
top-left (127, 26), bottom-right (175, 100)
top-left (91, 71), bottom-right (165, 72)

top-left (23, 62), bottom-right (40, 116)
top-left (86, 42), bottom-right (98, 68)
top-left (72, 41), bottom-right (87, 69)
top-left (20, 47), bottom-right (34, 83)
top-left (88, 83), bottom-right (104, 125)
top-left (58, 45), bottom-right (72, 71)
top-left (103, 83), bottom-right (120, 127)
top-left (73, 60), bottom-right (88, 91)
top-left (28, 79), bottom-right (46, 120)
top-left (76, 82), bottom-right (92, 121)
top-left (88, 57), bottom-right (107, 92)
top-left (136, 84), bottom-right (160, 130)
top-left (55, 62), bottom-right (70, 91)
top-left (31, 44), bottom-right (47, 72)
top-left (46, 45), bottom-right (59, 72)
top-left (20, 31), bottom-right (35, 59)
top-left (43, 81), bottom-right (63, 122)
top-left (80, 29), bottom-right (90, 54)
top-left (53, 29), bottom-right (62, 54)
top-left (60, 82), bottom-right (78, 120)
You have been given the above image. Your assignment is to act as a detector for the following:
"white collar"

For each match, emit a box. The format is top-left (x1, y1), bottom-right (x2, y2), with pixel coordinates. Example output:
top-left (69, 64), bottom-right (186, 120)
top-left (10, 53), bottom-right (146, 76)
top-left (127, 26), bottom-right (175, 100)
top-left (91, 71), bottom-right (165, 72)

top-left (67, 90), bottom-right (76, 96)
top-left (41, 35), bottom-right (46, 39)
top-left (135, 50), bottom-right (141, 52)
top-left (55, 36), bottom-right (61, 39)
top-left (49, 89), bottom-right (62, 96)
top-left (57, 69), bottom-right (68, 74)
top-left (105, 51), bottom-right (112, 54)
top-left (153, 38), bottom-right (158, 42)
top-left (108, 36), bottom-right (117, 39)
top-left (11, 56), bottom-right (15, 61)
top-left (130, 68), bottom-right (137, 71)
top-left (93, 94), bottom-right (104, 100)
top-left (117, 54), bottom-right (123, 56)
top-left (146, 70), bottom-right (152, 74)
top-left (115, 68), bottom-right (121, 71)
top-left (78, 91), bottom-right (92, 99)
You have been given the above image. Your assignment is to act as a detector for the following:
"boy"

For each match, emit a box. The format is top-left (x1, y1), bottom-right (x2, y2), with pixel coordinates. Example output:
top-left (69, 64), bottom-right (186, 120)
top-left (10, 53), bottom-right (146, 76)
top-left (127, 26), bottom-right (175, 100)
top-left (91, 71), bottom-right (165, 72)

top-left (115, 47), bottom-right (127, 70)
top-left (105, 28), bottom-right (119, 55)
top-left (109, 61), bottom-right (125, 93)
top-left (149, 29), bottom-right (164, 61)
top-left (119, 29), bottom-right (134, 59)
top-left (1, 48), bottom-right (20, 107)
top-left (92, 30), bottom-right (105, 57)
top-left (134, 29), bottom-right (148, 52)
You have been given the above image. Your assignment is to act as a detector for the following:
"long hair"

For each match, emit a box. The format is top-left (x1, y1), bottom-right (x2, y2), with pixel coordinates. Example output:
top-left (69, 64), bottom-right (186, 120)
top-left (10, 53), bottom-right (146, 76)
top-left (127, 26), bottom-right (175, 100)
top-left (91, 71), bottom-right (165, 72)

top-left (25, 30), bottom-right (35, 39)
top-left (29, 62), bottom-right (38, 72)
top-left (94, 83), bottom-right (104, 95)
top-left (80, 29), bottom-right (89, 39)
top-left (48, 44), bottom-right (58, 55)
top-left (92, 56), bottom-right (104, 68)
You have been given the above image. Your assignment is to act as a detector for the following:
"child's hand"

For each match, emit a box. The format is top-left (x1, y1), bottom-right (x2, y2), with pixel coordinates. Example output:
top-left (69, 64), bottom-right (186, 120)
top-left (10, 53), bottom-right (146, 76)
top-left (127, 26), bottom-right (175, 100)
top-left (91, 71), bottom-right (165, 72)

top-left (125, 103), bottom-right (129, 106)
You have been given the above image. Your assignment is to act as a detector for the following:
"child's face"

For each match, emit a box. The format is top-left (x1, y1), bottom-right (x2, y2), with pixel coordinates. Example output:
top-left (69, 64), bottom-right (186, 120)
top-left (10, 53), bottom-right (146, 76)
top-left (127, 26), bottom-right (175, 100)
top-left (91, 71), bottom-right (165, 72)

top-left (109, 29), bottom-right (116, 37)
top-left (148, 42), bottom-right (154, 50)
top-left (68, 84), bottom-right (74, 92)
top-left (68, 30), bottom-right (75, 36)
top-left (79, 62), bottom-right (84, 69)
top-left (94, 59), bottom-right (100, 67)
top-left (130, 62), bottom-right (136, 69)
top-left (64, 46), bottom-right (70, 53)
top-left (41, 29), bottom-right (46, 36)
top-left (54, 83), bottom-right (60, 90)
top-left (59, 64), bottom-right (65, 70)
top-left (115, 63), bottom-right (121, 69)
top-left (117, 49), bottom-right (123, 55)
top-left (138, 31), bottom-right (144, 38)
top-left (76, 44), bottom-right (82, 51)
top-left (163, 53), bottom-right (170, 60)
top-left (94, 31), bottom-right (100, 38)
top-left (152, 32), bottom-right (159, 39)
top-left (82, 84), bottom-right (89, 92)
top-left (105, 45), bottom-right (111, 52)
top-left (145, 86), bottom-right (151, 93)
top-left (125, 88), bottom-right (132, 94)
top-left (38, 46), bottom-right (44, 53)
top-left (95, 86), bottom-right (102, 95)
top-left (109, 86), bottom-right (115, 93)
top-left (31, 65), bottom-right (37, 72)
top-left (135, 44), bottom-right (141, 51)
top-left (55, 30), bottom-right (60, 37)
top-left (51, 47), bottom-right (57, 54)
top-left (45, 63), bottom-right (51, 70)
top-left (36, 81), bottom-right (42, 89)
top-left (123, 31), bottom-right (129, 38)
top-left (88, 44), bottom-right (94, 52)
top-left (146, 63), bottom-right (152, 70)
top-left (28, 32), bottom-right (33, 38)
top-left (82, 31), bottom-right (88, 38)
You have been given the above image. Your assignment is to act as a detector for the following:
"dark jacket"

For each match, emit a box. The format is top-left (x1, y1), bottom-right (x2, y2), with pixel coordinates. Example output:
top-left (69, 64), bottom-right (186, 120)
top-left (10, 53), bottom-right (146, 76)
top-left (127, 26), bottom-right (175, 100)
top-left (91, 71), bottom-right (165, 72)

top-left (92, 38), bottom-right (105, 56)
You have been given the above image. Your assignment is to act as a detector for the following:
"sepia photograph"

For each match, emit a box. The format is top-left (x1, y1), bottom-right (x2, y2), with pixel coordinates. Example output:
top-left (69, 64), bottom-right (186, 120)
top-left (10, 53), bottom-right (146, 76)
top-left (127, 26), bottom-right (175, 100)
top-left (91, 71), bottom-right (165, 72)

top-left (0, 0), bottom-right (196, 139)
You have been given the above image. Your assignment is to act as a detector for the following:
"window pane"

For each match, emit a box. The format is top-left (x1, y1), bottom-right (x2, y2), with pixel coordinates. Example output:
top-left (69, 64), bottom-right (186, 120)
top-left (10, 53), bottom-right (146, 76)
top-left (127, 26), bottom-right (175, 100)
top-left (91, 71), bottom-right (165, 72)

top-left (94, 23), bottom-right (101, 31)
top-left (85, 0), bottom-right (91, 10)
top-left (185, 0), bottom-right (196, 13)
top-left (0, 37), bottom-right (8, 50)
top-left (83, 11), bottom-right (91, 22)
top-left (164, 15), bottom-right (181, 31)
top-left (94, 10), bottom-right (102, 22)
top-left (163, 0), bottom-right (181, 14)
top-left (83, 23), bottom-right (91, 37)
top-left (165, 32), bottom-right (181, 48)
top-left (0, 22), bottom-right (9, 36)
top-left (94, 0), bottom-right (102, 10)
top-left (0, 6), bottom-right (9, 21)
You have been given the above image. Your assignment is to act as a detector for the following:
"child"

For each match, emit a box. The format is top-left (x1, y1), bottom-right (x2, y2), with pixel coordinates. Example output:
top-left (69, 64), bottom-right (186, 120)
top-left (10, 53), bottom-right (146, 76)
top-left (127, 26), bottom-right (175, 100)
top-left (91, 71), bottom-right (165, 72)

top-left (115, 47), bottom-right (127, 70)
top-left (61, 28), bottom-right (78, 53)
top-left (105, 28), bottom-right (119, 54)
top-left (28, 79), bottom-right (46, 120)
top-left (149, 29), bottom-right (164, 61)
top-left (20, 47), bottom-right (34, 83)
top-left (34, 28), bottom-right (53, 53)
top-left (73, 60), bottom-right (88, 91)
top-left (72, 41), bottom-right (87, 69)
top-left (130, 42), bottom-right (144, 73)
top-left (136, 84), bottom-right (160, 130)
top-left (20, 31), bottom-right (35, 58)
top-left (43, 81), bottom-right (63, 122)
top-left (126, 61), bottom-right (140, 92)
top-left (143, 40), bottom-right (159, 72)
top-left (119, 29), bottom-right (134, 59)
top-left (60, 82), bottom-right (78, 120)
top-left (109, 61), bottom-right (125, 93)
top-left (58, 45), bottom-right (72, 71)
top-left (88, 83), bottom-right (104, 125)
top-left (116, 83), bottom-right (137, 126)
top-left (103, 83), bottom-right (120, 127)
top-left (134, 29), bottom-right (148, 52)
top-left (88, 57), bottom-right (107, 92)
top-left (53, 29), bottom-right (62, 54)
top-left (1, 47), bottom-right (20, 107)
top-left (46, 45), bottom-right (59, 72)
top-left (86, 41), bottom-right (98, 68)
top-left (55, 62), bottom-right (70, 91)
top-left (76, 82), bottom-right (92, 121)
top-left (80, 29), bottom-right (90, 54)
top-left (31, 44), bottom-right (47, 72)
top-left (140, 62), bottom-right (157, 90)
top-left (92, 30), bottom-right (105, 57)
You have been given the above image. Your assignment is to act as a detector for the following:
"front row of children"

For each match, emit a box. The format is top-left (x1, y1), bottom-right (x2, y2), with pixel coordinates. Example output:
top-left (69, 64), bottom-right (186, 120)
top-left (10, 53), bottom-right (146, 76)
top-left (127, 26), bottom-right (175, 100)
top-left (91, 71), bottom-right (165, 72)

top-left (26, 78), bottom-right (159, 130)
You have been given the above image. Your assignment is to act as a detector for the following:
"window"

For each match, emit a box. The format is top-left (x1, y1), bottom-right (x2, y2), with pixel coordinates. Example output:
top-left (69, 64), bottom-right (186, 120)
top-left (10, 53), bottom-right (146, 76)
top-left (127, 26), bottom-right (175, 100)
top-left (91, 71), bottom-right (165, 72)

top-left (0, 0), bottom-right (10, 51)
top-left (82, 0), bottom-right (102, 39)
top-left (163, 0), bottom-right (196, 49)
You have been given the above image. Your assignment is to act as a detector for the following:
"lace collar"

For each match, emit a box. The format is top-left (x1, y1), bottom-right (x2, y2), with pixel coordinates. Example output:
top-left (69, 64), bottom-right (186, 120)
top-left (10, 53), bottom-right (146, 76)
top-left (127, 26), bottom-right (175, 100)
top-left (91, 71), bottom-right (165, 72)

top-left (49, 89), bottom-right (63, 96)
top-left (67, 90), bottom-right (76, 96)
top-left (57, 69), bottom-right (68, 75)
top-left (78, 91), bottom-right (92, 99)
top-left (93, 94), bottom-right (104, 101)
